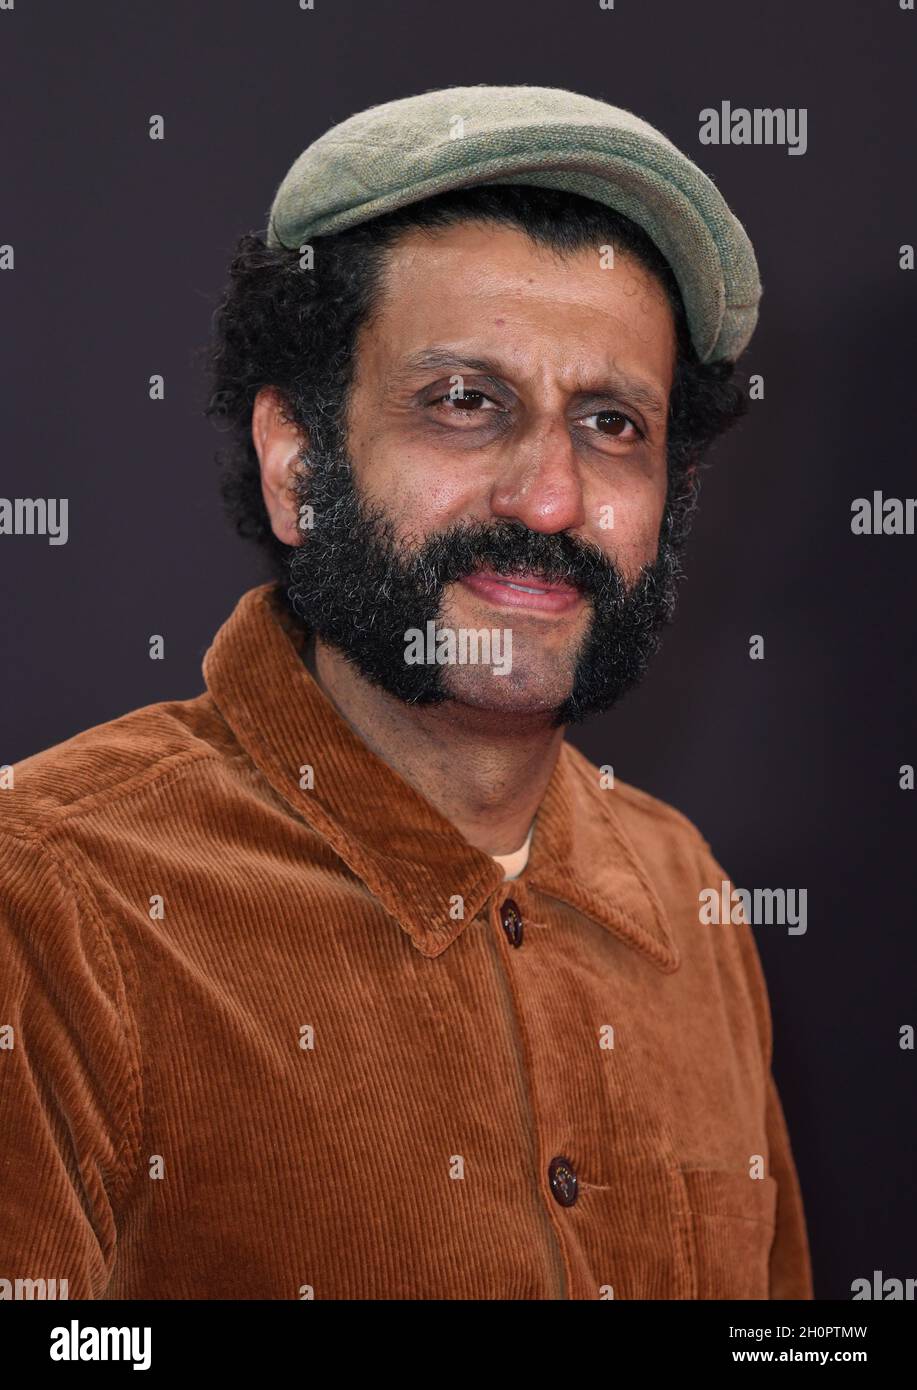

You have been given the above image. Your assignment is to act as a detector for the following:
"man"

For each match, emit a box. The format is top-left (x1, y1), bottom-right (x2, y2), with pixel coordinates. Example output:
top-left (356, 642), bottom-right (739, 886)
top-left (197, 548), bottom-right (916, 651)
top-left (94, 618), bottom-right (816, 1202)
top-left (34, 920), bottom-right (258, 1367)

top-left (1, 85), bottom-right (813, 1299)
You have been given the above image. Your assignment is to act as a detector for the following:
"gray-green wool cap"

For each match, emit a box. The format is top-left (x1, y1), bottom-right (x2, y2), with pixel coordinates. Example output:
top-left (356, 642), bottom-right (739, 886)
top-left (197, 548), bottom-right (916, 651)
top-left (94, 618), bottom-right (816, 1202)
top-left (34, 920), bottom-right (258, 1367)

top-left (266, 84), bottom-right (761, 364)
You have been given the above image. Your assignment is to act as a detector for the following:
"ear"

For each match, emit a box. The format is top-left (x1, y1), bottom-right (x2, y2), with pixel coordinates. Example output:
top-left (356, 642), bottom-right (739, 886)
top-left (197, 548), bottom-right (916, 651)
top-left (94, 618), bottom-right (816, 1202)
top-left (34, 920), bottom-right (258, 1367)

top-left (252, 386), bottom-right (310, 546)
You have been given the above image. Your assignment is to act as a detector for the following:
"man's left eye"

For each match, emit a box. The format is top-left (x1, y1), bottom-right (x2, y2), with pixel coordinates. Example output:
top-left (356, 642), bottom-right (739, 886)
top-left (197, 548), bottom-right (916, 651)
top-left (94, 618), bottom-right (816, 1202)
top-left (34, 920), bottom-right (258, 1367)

top-left (580, 410), bottom-right (642, 439)
top-left (432, 390), bottom-right (498, 413)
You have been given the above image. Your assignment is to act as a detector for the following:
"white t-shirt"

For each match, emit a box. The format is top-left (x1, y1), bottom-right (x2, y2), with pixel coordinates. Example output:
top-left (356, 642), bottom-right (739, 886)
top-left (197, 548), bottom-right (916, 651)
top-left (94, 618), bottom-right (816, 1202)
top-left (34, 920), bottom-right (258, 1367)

top-left (491, 825), bottom-right (534, 880)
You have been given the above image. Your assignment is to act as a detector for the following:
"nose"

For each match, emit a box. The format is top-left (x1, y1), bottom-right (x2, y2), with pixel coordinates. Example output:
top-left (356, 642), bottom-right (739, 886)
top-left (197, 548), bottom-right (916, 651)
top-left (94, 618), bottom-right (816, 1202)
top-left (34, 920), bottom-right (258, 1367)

top-left (487, 415), bottom-right (587, 535)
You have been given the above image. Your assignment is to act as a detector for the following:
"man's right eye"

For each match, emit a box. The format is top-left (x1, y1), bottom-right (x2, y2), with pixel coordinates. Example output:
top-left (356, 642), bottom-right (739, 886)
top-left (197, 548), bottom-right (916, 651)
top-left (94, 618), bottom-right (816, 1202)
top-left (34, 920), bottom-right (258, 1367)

top-left (429, 389), bottom-right (499, 415)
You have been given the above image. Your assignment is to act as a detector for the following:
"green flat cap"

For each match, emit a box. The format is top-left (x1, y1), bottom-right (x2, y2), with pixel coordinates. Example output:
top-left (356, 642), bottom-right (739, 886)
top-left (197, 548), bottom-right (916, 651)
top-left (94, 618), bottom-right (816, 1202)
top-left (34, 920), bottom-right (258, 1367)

top-left (266, 84), bottom-right (761, 364)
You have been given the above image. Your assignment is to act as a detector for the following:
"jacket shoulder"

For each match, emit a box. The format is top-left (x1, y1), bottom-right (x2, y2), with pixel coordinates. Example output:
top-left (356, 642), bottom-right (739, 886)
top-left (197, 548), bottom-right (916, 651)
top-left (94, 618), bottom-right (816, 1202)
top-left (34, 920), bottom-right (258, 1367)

top-left (564, 740), bottom-right (711, 853)
top-left (0, 692), bottom-right (233, 840)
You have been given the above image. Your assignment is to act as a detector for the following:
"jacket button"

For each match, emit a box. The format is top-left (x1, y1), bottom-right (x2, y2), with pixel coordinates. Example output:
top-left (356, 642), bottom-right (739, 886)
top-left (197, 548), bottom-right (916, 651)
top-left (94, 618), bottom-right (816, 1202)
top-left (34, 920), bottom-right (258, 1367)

top-left (548, 1156), bottom-right (579, 1207)
top-left (500, 898), bottom-right (523, 947)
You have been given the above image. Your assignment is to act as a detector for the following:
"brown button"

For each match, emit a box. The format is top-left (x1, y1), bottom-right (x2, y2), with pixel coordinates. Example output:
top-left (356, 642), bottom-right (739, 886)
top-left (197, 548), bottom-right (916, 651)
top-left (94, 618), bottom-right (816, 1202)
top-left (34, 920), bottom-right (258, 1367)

top-left (548, 1156), bottom-right (578, 1207)
top-left (500, 897), bottom-right (523, 947)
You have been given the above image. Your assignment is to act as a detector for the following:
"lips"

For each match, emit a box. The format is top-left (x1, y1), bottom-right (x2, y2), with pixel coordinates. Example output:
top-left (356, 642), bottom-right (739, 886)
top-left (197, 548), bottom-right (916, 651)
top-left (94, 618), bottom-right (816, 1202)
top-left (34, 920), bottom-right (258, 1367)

top-left (459, 567), bottom-right (584, 614)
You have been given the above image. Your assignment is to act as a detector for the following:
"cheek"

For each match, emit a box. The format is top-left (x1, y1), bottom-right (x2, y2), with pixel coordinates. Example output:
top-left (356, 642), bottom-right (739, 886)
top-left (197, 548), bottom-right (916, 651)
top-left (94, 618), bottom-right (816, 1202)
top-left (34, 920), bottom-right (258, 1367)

top-left (357, 442), bottom-right (481, 539)
top-left (586, 473), bottom-right (668, 572)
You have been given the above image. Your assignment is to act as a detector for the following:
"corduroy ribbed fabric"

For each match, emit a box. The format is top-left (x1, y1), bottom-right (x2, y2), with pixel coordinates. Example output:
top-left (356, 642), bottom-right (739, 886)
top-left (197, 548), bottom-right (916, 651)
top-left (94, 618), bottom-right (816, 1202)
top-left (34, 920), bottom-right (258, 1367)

top-left (0, 583), bottom-right (813, 1300)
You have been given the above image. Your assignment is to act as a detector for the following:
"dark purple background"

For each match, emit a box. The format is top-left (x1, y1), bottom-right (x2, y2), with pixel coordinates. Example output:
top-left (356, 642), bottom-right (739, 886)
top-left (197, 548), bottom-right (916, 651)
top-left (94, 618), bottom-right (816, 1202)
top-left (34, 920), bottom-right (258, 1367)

top-left (2, 0), bottom-right (915, 1299)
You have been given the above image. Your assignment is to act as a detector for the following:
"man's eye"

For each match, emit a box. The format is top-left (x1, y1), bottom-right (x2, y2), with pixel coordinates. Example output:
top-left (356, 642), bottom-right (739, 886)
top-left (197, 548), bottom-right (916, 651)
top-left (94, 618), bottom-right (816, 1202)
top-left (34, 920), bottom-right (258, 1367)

top-left (431, 389), bottom-right (499, 415)
top-left (580, 410), bottom-right (643, 440)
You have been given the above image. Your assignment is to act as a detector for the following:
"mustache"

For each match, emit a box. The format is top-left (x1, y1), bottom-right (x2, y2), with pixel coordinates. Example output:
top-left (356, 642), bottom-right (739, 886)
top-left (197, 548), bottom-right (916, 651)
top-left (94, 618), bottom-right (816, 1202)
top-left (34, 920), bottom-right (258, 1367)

top-left (285, 436), bottom-right (682, 726)
top-left (290, 440), bottom-right (638, 606)
top-left (410, 519), bottom-right (626, 600)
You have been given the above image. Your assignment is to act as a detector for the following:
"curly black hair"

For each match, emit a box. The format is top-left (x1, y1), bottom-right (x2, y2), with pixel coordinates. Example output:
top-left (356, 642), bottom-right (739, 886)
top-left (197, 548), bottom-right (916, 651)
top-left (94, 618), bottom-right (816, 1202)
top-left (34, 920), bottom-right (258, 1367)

top-left (203, 184), bottom-right (748, 584)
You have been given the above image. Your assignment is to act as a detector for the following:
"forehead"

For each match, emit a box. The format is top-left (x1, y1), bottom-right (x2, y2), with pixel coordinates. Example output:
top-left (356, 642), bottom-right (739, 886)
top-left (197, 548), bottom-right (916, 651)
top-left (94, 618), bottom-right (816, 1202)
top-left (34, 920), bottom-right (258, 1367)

top-left (361, 219), bottom-right (677, 388)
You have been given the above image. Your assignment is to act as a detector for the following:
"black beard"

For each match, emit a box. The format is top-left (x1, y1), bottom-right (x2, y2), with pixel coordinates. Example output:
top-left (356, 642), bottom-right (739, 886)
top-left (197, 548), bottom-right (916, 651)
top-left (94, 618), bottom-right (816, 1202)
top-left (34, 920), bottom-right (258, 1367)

top-left (283, 432), bottom-right (694, 727)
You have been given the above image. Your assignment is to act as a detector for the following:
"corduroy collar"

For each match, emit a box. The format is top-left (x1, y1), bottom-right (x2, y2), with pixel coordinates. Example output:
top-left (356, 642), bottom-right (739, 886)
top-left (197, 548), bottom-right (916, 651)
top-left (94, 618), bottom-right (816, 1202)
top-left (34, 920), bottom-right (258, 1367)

top-left (203, 583), bottom-right (679, 972)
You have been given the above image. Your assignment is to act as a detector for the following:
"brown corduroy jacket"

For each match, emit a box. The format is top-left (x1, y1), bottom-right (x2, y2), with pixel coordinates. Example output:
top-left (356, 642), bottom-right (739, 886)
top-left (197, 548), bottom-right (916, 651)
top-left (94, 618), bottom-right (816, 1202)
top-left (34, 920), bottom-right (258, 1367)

top-left (0, 583), bottom-right (813, 1300)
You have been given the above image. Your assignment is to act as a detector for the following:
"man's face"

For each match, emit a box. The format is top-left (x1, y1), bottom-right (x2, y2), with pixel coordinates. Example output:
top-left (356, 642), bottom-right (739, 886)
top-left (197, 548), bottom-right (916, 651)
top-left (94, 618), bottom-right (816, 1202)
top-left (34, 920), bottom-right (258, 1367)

top-left (267, 219), bottom-right (685, 725)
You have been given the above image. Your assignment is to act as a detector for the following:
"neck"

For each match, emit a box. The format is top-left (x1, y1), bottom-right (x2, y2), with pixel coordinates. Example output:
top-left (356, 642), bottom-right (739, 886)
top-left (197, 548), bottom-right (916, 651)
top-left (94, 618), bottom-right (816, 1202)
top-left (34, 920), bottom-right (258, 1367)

top-left (304, 633), bottom-right (564, 857)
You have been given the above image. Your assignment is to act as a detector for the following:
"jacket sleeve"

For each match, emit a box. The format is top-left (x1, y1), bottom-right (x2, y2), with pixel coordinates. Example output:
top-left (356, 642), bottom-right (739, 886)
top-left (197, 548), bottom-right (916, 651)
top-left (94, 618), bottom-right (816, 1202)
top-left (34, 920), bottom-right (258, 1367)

top-left (763, 1065), bottom-right (814, 1298)
top-left (0, 830), bottom-right (141, 1299)
top-left (701, 840), bottom-right (814, 1300)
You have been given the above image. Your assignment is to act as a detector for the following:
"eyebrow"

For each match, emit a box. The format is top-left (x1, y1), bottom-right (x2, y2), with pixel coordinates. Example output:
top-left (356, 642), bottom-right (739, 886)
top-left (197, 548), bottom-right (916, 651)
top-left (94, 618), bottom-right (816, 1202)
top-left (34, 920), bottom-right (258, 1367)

top-left (396, 346), bottom-right (669, 420)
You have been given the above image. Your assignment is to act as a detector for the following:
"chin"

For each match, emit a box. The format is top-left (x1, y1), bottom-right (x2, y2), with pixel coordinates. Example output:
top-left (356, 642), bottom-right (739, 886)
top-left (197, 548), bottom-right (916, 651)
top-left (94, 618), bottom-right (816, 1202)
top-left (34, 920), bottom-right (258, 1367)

top-left (442, 672), bottom-right (573, 716)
